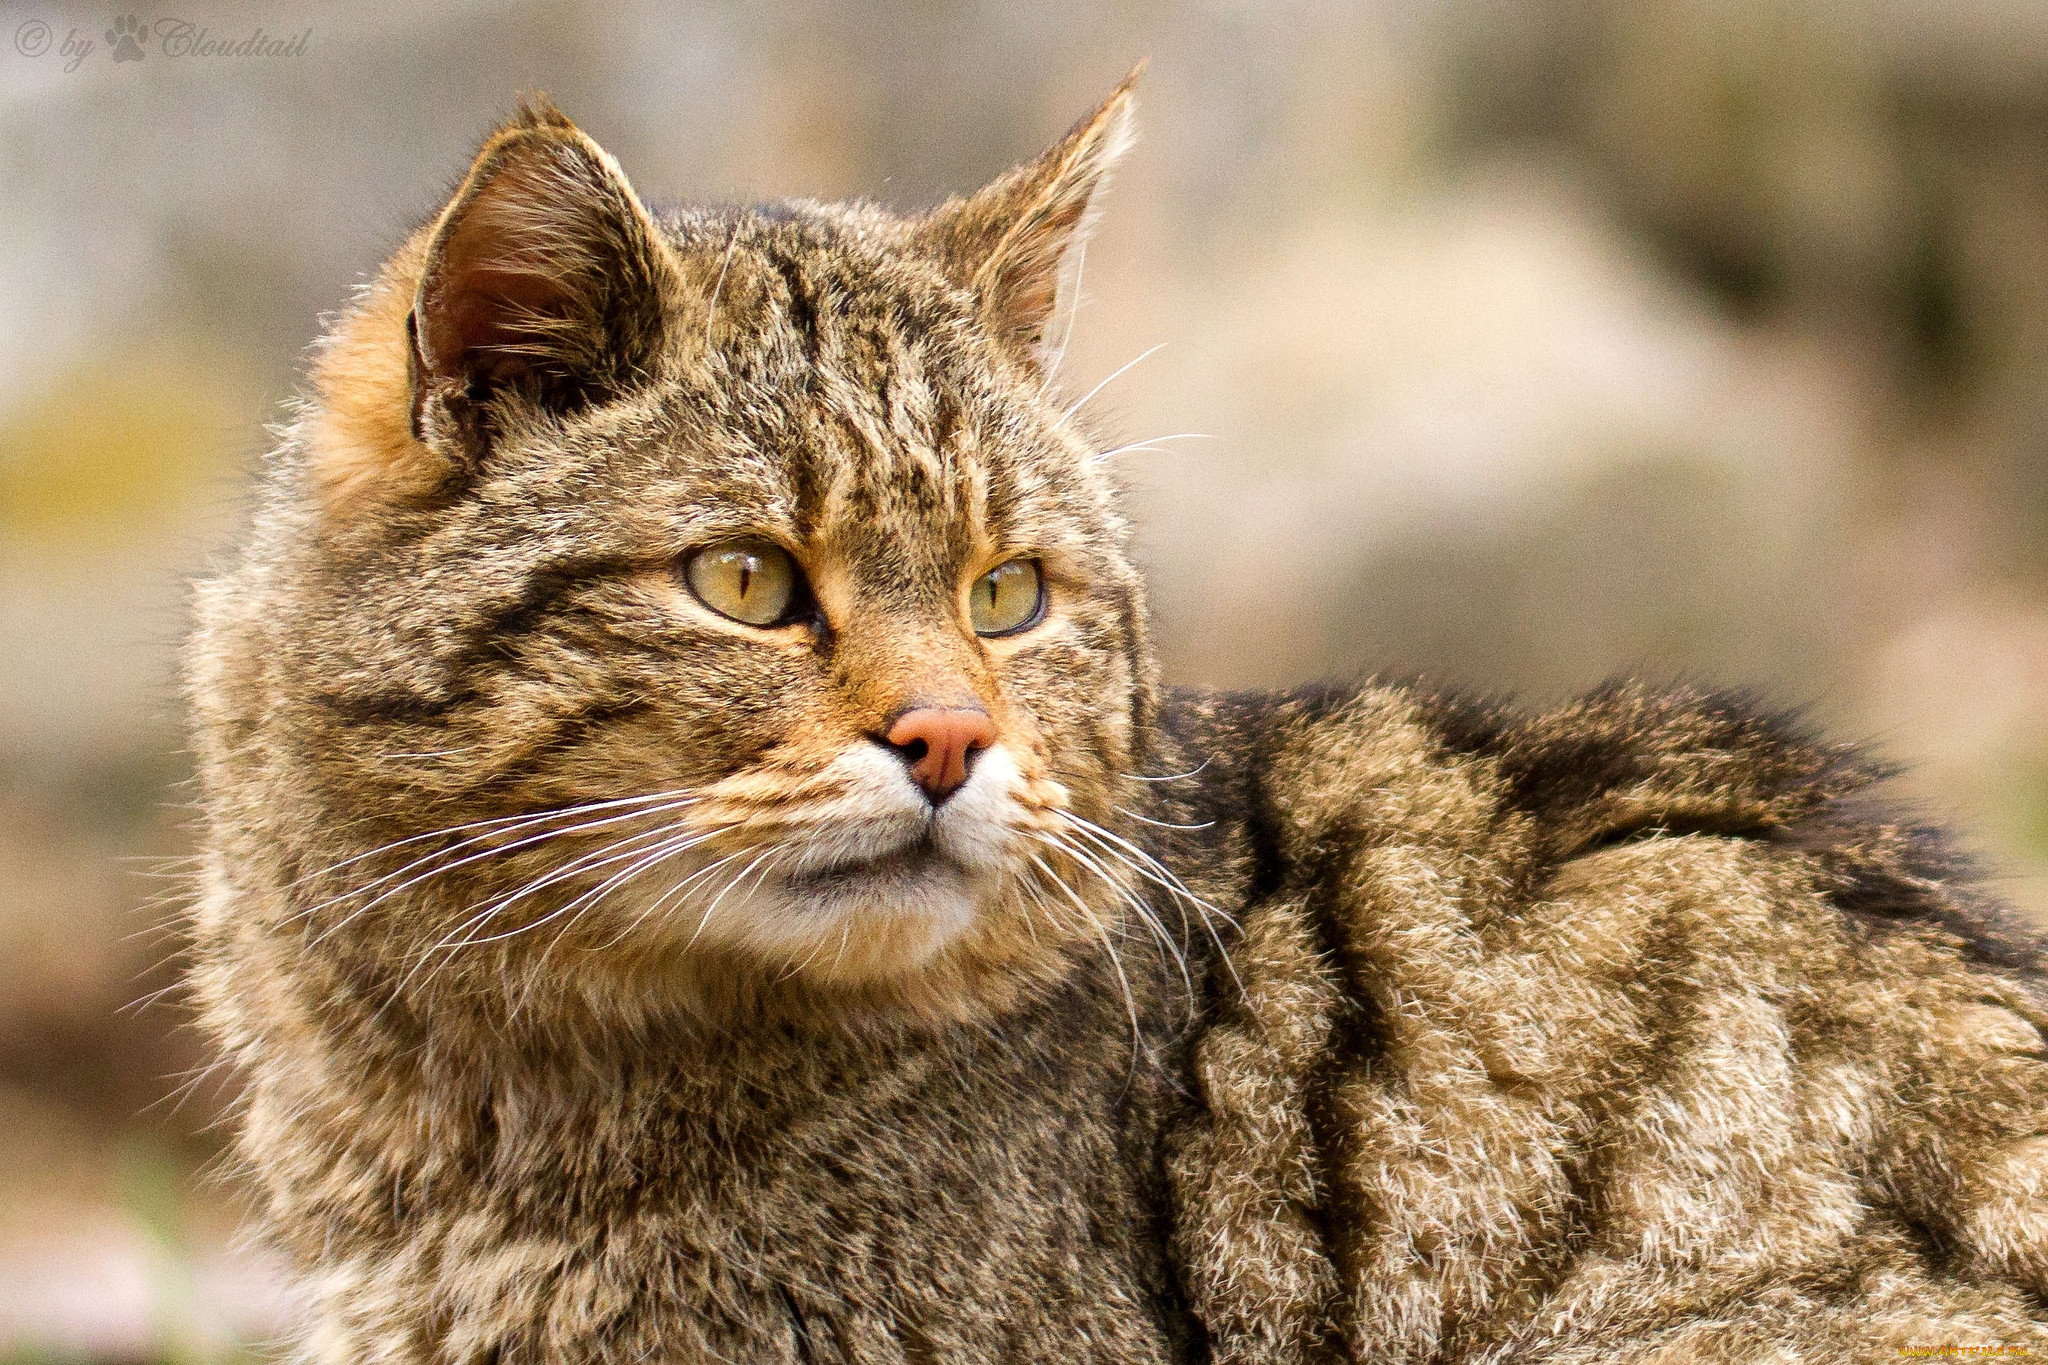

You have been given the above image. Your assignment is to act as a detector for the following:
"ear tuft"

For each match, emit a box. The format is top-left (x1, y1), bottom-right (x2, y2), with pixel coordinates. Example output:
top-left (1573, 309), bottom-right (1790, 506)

top-left (916, 65), bottom-right (1143, 366)
top-left (511, 93), bottom-right (576, 133)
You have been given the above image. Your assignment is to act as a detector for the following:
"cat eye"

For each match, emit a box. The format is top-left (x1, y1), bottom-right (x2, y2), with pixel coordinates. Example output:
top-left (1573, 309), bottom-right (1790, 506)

top-left (682, 540), bottom-right (802, 628)
top-left (969, 558), bottom-right (1045, 637)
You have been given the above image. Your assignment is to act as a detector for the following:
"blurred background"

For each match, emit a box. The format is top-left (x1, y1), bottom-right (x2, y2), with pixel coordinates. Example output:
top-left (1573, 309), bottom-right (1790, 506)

top-left (5, 0), bottom-right (2048, 1357)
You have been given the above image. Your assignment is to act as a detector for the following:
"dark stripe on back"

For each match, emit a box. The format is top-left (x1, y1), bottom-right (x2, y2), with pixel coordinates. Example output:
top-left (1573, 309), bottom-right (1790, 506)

top-left (1409, 679), bottom-right (2048, 986)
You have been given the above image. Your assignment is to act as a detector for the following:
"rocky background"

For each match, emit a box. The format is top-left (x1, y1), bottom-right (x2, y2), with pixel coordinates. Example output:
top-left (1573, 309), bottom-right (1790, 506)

top-left (5, 0), bottom-right (2048, 1358)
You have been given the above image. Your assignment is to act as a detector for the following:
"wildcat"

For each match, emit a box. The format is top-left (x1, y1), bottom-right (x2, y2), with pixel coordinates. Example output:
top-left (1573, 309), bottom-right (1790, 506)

top-left (186, 73), bottom-right (2048, 1363)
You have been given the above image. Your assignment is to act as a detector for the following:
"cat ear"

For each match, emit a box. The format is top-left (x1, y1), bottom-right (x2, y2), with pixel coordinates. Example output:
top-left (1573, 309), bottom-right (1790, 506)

top-left (915, 67), bottom-right (1141, 365)
top-left (405, 100), bottom-right (684, 470)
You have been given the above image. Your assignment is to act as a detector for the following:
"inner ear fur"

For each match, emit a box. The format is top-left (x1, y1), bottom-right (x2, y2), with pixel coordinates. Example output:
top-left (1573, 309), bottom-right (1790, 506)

top-left (305, 101), bottom-right (685, 509)
top-left (915, 67), bottom-right (1141, 366)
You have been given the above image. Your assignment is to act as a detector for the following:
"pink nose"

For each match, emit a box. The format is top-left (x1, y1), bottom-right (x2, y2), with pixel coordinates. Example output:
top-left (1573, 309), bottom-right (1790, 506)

top-left (884, 706), bottom-right (995, 803)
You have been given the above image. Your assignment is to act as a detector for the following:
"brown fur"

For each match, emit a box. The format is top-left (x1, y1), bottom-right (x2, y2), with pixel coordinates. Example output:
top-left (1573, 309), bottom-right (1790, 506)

top-left (186, 80), bottom-right (2048, 1362)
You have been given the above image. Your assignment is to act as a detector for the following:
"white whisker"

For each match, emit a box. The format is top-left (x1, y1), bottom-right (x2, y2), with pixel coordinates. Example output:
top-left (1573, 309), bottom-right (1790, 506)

top-left (477, 821), bottom-right (712, 920)
top-left (705, 223), bottom-right (740, 346)
top-left (291, 786), bottom-right (697, 892)
top-left (1057, 810), bottom-right (1245, 1001)
top-left (584, 832), bottom-right (743, 954)
top-left (300, 795), bottom-right (702, 948)
top-left (404, 824), bottom-right (726, 995)
top-left (1059, 811), bottom-right (1234, 926)
top-left (683, 846), bottom-right (779, 954)
top-left (1040, 238), bottom-right (1086, 384)
top-left (1010, 869), bottom-right (1068, 942)
top-left (639, 845), bottom-right (748, 929)
top-left (452, 826), bottom-right (724, 954)
top-left (826, 918), bottom-right (855, 976)
top-left (1114, 806), bottom-right (1215, 831)
top-left (1121, 759), bottom-right (1210, 783)
top-left (525, 831), bottom-right (750, 996)
top-left (1091, 432), bottom-right (1215, 465)
top-left (1036, 829), bottom-right (1192, 1003)
top-left (1061, 342), bottom-right (1165, 423)
top-left (1026, 851), bottom-right (1140, 1066)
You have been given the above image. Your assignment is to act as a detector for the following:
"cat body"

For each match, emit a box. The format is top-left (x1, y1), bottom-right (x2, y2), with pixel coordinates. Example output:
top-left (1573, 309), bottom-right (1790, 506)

top-left (187, 80), bottom-right (2048, 1362)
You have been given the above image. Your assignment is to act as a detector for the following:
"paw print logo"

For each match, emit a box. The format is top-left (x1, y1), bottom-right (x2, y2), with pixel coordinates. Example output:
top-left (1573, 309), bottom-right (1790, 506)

top-left (106, 14), bottom-right (147, 62)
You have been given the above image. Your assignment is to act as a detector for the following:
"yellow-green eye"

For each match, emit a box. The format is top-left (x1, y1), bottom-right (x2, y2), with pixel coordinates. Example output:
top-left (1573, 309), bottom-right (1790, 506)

top-left (969, 558), bottom-right (1045, 637)
top-left (683, 540), bottom-right (799, 627)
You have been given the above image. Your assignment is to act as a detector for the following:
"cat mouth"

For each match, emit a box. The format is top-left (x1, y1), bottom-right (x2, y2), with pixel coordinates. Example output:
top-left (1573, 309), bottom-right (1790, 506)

top-left (780, 831), bottom-right (961, 891)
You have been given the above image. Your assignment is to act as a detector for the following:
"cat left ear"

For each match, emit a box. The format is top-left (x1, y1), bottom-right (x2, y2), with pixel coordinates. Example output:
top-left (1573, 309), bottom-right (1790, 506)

top-left (915, 67), bottom-right (1141, 366)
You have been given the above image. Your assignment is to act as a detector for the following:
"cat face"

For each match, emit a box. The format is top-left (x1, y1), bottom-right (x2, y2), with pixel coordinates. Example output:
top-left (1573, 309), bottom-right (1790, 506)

top-left (206, 82), bottom-right (1158, 1020)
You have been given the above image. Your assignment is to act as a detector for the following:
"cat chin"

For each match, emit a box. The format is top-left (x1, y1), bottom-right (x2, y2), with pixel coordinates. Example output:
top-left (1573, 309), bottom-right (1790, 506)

top-left (731, 865), bottom-right (988, 983)
top-left (599, 860), bottom-right (993, 996)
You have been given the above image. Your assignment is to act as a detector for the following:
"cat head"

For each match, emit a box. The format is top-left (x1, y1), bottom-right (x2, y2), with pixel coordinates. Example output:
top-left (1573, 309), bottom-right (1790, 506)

top-left (194, 74), bottom-right (1162, 1027)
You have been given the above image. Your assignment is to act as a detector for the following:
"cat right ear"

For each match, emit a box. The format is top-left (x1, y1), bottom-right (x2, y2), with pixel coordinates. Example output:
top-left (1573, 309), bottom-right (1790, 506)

top-left (914, 67), bottom-right (1141, 368)
top-left (407, 101), bottom-right (686, 469)
top-left (307, 101), bottom-right (685, 507)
